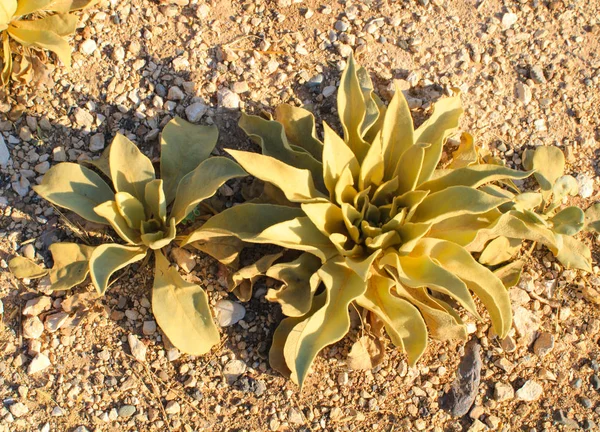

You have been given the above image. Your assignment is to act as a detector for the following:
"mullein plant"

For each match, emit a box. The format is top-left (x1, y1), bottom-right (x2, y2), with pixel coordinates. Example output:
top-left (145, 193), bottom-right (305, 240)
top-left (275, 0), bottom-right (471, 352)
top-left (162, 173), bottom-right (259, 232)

top-left (183, 54), bottom-right (594, 388)
top-left (9, 117), bottom-right (247, 356)
top-left (0, 0), bottom-right (96, 85)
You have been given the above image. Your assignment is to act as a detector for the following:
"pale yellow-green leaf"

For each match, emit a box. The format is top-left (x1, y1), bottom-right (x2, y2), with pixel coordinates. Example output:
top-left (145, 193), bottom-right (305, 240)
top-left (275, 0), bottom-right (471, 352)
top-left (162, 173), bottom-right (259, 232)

top-left (14, 0), bottom-right (51, 16)
top-left (363, 93), bottom-right (387, 143)
top-left (227, 149), bottom-right (326, 203)
top-left (266, 253), bottom-right (322, 317)
top-left (428, 209), bottom-right (501, 246)
top-left (94, 201), bottom-right (141, 244)
top-left (284, 258), bottom-right (367, 388)
top-left (356, 274), bottom-right (427, 365)
top-left (356, 65), bottom-right (381, 137)
top-left (410, 186), bottom-right (508, 224)
top-left (89, 244), bottom-right (147, 295)
top-left (550, 206), bottom-right (584, 236)
top-left (337, 53), bottom-right (369, 162)
top-left (494, 260), bottom-right (524, 289)
top-left (414, 92), bottom-right (463, 185)
top-left (412, 238), bottom-right (512, 338)
top-left (33, 162), bottom-right (114, 225)
top-left (555, 235), bottom-right (592, 272)
top-left (1, 33), bottom-right (12, 86)
top-left (274, 104), bottom-right (323, 160)
top-left (419, 165), bottom-right (532, 193)
top-left (7, 26), bottom-right (72, 68)
top-left (526, 146), bottom-right (565, 199)
top-left (381, 83), bottom-right (414, 180)
top-left (358, 130), bottom-right (384, 191)
top-left (187, 231), bottom-right (243, 267)
top-left (0, 1), bottom-right (17, 29)
top-left (334, 161), bottom-right (359, 205)
top-left (114, 192), bottom-right (146, 230)
top-left (144, 179), bottom-right (166, 222)
top-left (153, 250), bottom-right (220, 355)
top-left (345, 250), bottom-right (381, 281)
top-left (238, 113), bottom-right (325, 190)
top-left (449, 132), bottom-right (478, 168)
top-left (170, 157), bottom-right (247, 224)
top-left (11, 13), bottom-right (78, 36)
top-left (160, 118), bottom-right (218, 204)
top-left (301, 201), bottom-right (345, 237)
top-left (43, 0), bottom-right (96, 12)
top-left (141, 217), bottom-right (176, 250)
top-left (394, 142), bottom-right (428, 194)
top-left (322, 122), bottom-right (360, 197)
top-left (478, 236), bottom-right (522, 266)
top-left (109, 134), bottom-right (155, 203)
top-left (48, 242), bottom-right (95, 290)
top-left (8, 256), bottom-right (47, 279)
top-left (232, 252), bottom-right (283, 301)
top-left (585, 203), bottom-right (600, 233)
top-left (512, 192), bottom-right (543, 211)
top-left (396, 222), bottom-right (432, 254)
top-left (552, 175), bottom-right (578, 204)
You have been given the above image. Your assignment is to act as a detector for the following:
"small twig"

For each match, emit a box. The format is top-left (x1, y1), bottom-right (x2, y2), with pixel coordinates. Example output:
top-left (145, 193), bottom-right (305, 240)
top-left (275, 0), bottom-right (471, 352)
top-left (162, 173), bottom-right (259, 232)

top-left (529, 290), bottom-right (561, 308)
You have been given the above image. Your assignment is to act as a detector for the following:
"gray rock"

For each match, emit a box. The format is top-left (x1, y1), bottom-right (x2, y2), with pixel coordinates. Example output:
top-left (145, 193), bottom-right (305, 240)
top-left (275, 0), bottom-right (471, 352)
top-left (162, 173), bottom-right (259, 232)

top-left (51, 406), bottom-right (65, 417)
top-left (23, 316), bottom-right (44, 339)
top-left (167, 86), bottom-right (185, 101)
top-left (223, 359), bottom-right (246, 384)
top-left (128, 334), bottom-right (147, 362)
top-left (217, 88), bottom-right (240, 109)
top-left (0, 134), bottom-right (10, 165)
top-left (89, 133), bottom-right (105, 152)
top-left (335, 20), bottom-right (349, 32)
top-left (530, 65), bottom-right (546, 84)
top-left (23, 296), bottom-right (52, 316)
top-left (74, 108), bottom-right (94, 128)
top-left (533, 332), bottom-right (555, 357)
top-left (494, 382), bottom-right (514, 402)
top-left (553, 409), bottom-right (579, 428)
top-left (214, 300), bottom-right (245, 327)
top-left (440, 339), bottom-right (482, 417)
top-left (322, 86), bottom-right (337, 97)
top-left (45, 312), bottom-right (69, 333)
top-left (185, 102), bottom-right (208, 122)
top-left (515, 82), bottom-right (532, 105)
top-left (118, 405), bottom-right (136, 418)
top-left (165, 401), bottom-right (180, 415)
top-left (288, 407), bottom-right (305, 425)
top-left (12, 176), bottom-right (30, 197)
top-left (9, 402), bottom-right (29, 417)
top-left (515, 380), bottom-right (543, 401)
top-left (142, 320), bottom-right (157, 335)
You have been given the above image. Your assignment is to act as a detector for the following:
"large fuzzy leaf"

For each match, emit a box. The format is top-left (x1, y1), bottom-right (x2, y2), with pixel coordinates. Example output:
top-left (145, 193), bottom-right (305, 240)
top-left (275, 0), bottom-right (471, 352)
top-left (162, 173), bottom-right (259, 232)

top-left (356, 66), bottom-right (381, 137)
top-left (187, 231), bottom-right (243, 267)
top-left (114, 192), bottom-right (146, 230)
top-left (494, 260), bottom-right (524, 289)
top-left (33, 163), bottom-right (114, 225)
top-left (419, 165), bottom-right (532, 193)
top-left (585, 203), bottom-right (600, 233)
top-left (337, 54), bottom-right (369, 161)
top-left (140, 217), bottom-right (176, 250)
top-left (170, 157), bottom-right (247, 224)
top-left (7, 27), bottom-right (72, 68)
top-left (48, 243), bottom-right (95, 290)
top-left (1, 1), bottom-right (17, 29)
top-left (94, 201), bottom-right (141, 244)
top-left (394, 142), bottom-right (427, 194)
top-left (227, 149), bottom-right (326, 203)
top-left (413, 93), bottom-right (463, 185)
top-left (144, 179), bottom-right (166, 222)
top-left (274, 104), bottom-right (323, 160)
top-left (428, 210), bottom-right (501, 246)
top-left (283, 258), bottom-right (367, 388)
top-left (381, 83), bottom-right (414, 180)
top-left (555, 235), bottom-right (592, 272)
top-left (410, 186), bottom-right (508, 224)
top-left (8, 256), bottom-right (47, 278)
top-left (17, 0), bottom-right (96, 14)
top-left (412, 238), bottom-right (512, 338)
top-left (11, 13), bottom-right (77, 36)
top-left (89, 244), bottom-right (147, 294)
top-left (232, 252), bottom-right (283, 301)
top-left (153, 250), bottom-right (220, 355)
top-left (109, 134), bottom-right (155, 203)
top-left (356, 274), bottom-right (427, 365)
top-left (322, 122), bottom-right (359, 197)
top-left (1, 33), bottom-right (12, 85)
top-left (478, 236), bottom-right (522, 266)
top-left (160, 118), bottom-right (218, 204)
top-left (523, 147), bottom-right (565, 200)
top-left (14, 0), bottom-right (51, 16)
top-left (550, 206), bottom-right (585, 236)
top-left (449, 132), bottom-right (479, 168)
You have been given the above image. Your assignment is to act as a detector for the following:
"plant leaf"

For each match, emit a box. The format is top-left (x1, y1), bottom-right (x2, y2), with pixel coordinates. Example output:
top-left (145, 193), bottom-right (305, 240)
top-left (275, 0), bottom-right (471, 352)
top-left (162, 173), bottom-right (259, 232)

top-left (284, 258), bottom-right (367, 388)
top-left (33, 162), bottom-right (114, 225)
top-left (274, 104), bottom-right (323, 160)
top-left (356, 274), bottom-right (427, 365)
top-left (526, 146), bottom-right (565, 199)
top-left (11, 13), bottom-right (78, 36)
top-left (555, 235), bottom-right (592, 272)
top-left (8, 256), bottom-right (48, 279)
top-left (381, 83), bottom-right (414, 180)
top-left (48, 243), bottom-right (95, 290)
top-left (44, 0), bottom-right (96, 12)
top-left (419, 165), bottom-right (532, 193)
top-left (478, 236), bottom-right (522, 266)
top-left (449, 132), bottom-right (478, 168)
top-left (232, 252), bottom-right (283, 301)
top-left (153, 250), bottom-right (220, 355)
top-left (227, 149), bottom-right (327, 203)
top-left (160, 118), bottom-right (218, 204)
top-left (89, 244), bottom-right (147, 294)
top-left (170, 157), bottom-right (247, 224)
top-left (550, 206), bottom-right (585, 236)
top-left (414, 92), bottom-right (463, 185)
top-left (493, 260), bottom-right (524, 289)
top-left (346, 335), bottom-right (384, 371)
top-left (114, 192), bottom-right (146, 230)
top-left (7, 26), bottom-right (72, 68)
top-left (93, 200), bottom-right (142, 244)
top-left (585, 203), bottom-right (600, 233)
top-left (322, 122), bottom-right (360, 197)
top-left (14, 0), bottom-right (52, 16)
top-left (144, 179), bottom-right (166, 222)
top-left (0, 1), bottom-right (17, 30)
top-left (552, 175), bottom-right (578, 204)
top-left (394, 142), bottom-right (428, 194)
top-left (109, 134), bottom-right (155, 203)
top-left (187, 232), bottom-right (243, 267)
top-left (1, 33), bottom-right (12, 85)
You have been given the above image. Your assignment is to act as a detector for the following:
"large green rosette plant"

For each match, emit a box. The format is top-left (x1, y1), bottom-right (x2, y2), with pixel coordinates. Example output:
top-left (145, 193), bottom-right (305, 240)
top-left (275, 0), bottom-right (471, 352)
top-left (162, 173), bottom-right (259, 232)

top-left (184, 55), bottom-right (538, 387)
top-left (9, 117), bottom-right (247, 356)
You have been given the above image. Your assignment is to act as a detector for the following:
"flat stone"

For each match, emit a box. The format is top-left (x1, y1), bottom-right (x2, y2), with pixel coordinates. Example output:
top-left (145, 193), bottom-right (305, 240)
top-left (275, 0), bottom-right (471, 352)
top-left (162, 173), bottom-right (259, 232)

top-left (89, 133), bottom-right (105, 152)
top-left (501, 13), bottom-right (518, 29)
top-left (494, 382), bottom-right (514, 402)
top-left (223, 359), bottom-right (246, 384)
top-left (167, 86), bottom-right (185, 101)
top-left (51, 406), bottom-right (65, 416)
top-left (128, 334), bottom-right (147, 362)
top-left (142, 320), bottom-right (157, 335)
top-left (28, 353), bottom-right (51, 374)
top-left (9, 402), bottom-right (29, 418)
top-left (167, 348), bottom-right (180, 362)
top-left (217, 88), bottom-right (240, 109)
top-left (74, 108), bottom-right (94, 128)
top-left (118, 405), bottom-right (136, 418)
top-left (80, 39), bottom-right (97, 55)
top-left (0, 134), bottom-right (11, 165)
top-left (185, 102), bottom-right (208, 122)
top-left (288, 407), bottom-right (304, 425)
top-left (533, 332), bottom-right (555, 357)
top-left (165, 401), bottom-right (181, 415)
top-left (512, 305), bottom-right (540, 345)
top-left (232, 81), bottom-right (249, 94)
top-left (45, 312), bottom-right (69, 333)
top-left (509, 288), bottom-right (530, 306)
top-left (171, 247), bottom-right (196, 273)
top-left (23, 296), bottom-right (52, 316)
top-left (322, 86), bottom-right (336, 97)
top-left (52, 146), bottom-right (67, 162)
top-left (530, 65), bottom-right (546, 84)
top-left (516, 380), bottom-right (543, 401)
top-left (23, 316), bottom-right (44, 339)
top-left (515, 82), bottom-right (532, 105)
top-left (440, 340), bottom-right (482, 417)
top-left (214, 300), bottom-right (245, 327)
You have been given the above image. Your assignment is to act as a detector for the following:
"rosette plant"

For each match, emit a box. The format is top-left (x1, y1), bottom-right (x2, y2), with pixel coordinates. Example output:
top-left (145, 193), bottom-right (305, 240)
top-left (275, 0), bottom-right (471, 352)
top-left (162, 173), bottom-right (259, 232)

top-left (0, 0), bottom-right (96, 85)
top-left (9, 117), bottom-right (246, 355)
top-left (185, 55), bottom-right (535, 387)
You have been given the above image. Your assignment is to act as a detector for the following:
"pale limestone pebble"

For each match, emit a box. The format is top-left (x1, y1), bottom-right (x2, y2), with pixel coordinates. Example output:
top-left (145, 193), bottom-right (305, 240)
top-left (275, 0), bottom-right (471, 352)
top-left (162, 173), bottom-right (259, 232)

top-left (172, 56), bottom-right (190, 72)
top-left (501, 13), bottom-right (518, 29)
top-left (167, 348), bottom-right (181, 362)
top-left (73, 108), bottom-right (94, 128)
top-left (89, 133), bottom-right (105, 152)
top-left (494, 382), bottom-right (514, 402)
top-left (80, 39), bottom-right (97, 55)
top-left (34, 161), bottom-right (50, 174)
top-left (28, 353), bottom-right (51, 374)
top-left (45, 312), bottom-right (69, 333)
top-left (214, 300), bottom-right (246, 327)
top-left (509, 288), bottom-right (530, 306)
top-left (12, 175), bottom-right (30, 197)
top-left (0, 134), bottom-right (10, 166)
top-left (232, 81), bottom-right (250, 94)
top-left (9, 402), bottom-right (28, 418)
top-left (185, 102), bottom-right (208, 123)
top-left (533, 332), bottom-right (555, 357)
top-left (288, 407), bottom-right (305, 425)
top-left (577, 174), bottom-right (594, 199)
top-left (217, 88), bottom-right (240, 109)
top-left (515, 380), bottom-right (543, 401)
top-left (171, 247), bottom-right (196, 273)
top-left (51, 406), bottom-right (65, 417)
top-left (223, 359), bottom-right (246, 384)
top-left (168, 86), bottom-right (185, 101)
top-left (165, 401), bottom-right (181, 415)
top-left (23, 316), bottom-right (44, 339)
top-left (142, 320), bottom-right (157, 335)
top-left (515, 82), bottom-right (532, 105)
top-left (52, 146), bottom-right (67, 162)
top-left (128, 334), bottom-right (147, 362)
top-left (22, 244), bottom-right (35, 260)
top-left (467, 419), bottom-right (488, 432)
top-left (23, 296), bottom-right (52, 316)
top-left (512, 305), bottom-right (540, 344)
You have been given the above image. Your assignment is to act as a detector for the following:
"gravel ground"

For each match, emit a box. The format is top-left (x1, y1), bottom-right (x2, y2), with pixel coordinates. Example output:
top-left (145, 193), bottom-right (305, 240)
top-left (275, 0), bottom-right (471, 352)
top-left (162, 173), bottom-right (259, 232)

top-left (1, 0), bottom-right (600, 431)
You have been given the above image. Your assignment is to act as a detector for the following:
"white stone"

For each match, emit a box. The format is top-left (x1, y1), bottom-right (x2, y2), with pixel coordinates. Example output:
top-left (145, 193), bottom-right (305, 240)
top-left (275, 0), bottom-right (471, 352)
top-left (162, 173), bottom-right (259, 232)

top-left (223, 359), bottom-right (246, 384)
top-left (512, 305), bottom-right (540, 345)
top-left (12, 176), bottom-right (30, 197)
top-left (0, 134), bottom-right (10, 166)
top-left (515, 380), bottom-right (543, 401)
top-left (322, 86), bottom-right (336, 97)
top-left (34, 161), bottom-right (50, 174)
top-left (89, 133), bottom-right (105, 152)
top-left (515, 82), bottom-right (532, 105)
top-left (9, 402), bottom-right (29, 417)
top-left (28, 353), bottom-right (51, 374)
top-left (214, 300), bottom-right (245, 327)
top-left (23, 316), bottom-right (44, 339)
top-left (167, 86), bottom-right (185, 101)
top-left (74, 108), bottom-right (94, 128)
top-left (52, 146), bottom-right (67, 162)
top-left (80, 39), bottom-right (97, 55)
top-left (577, 174), bottom-right (594, 199)
top-left (172, 56), bottom-right (190, 71)
top-left (128, 334), bottom-right (147, 362)
top-left (23, 296), bottom-right (52, 316)
top-left (185, 102), bottom-right (208, 123)
top-left (165, 401), bottom-right (181, 415)
top-left (45, 312), bottom-right (69, 333)
top-left (171, 247), bottom-right (196, 273)
top-left (501, 13), bottom-right (518, 29)
top-left (51, 406), bottom-right (65, 417)
top-left (217, 88), bottom-right (240, 109)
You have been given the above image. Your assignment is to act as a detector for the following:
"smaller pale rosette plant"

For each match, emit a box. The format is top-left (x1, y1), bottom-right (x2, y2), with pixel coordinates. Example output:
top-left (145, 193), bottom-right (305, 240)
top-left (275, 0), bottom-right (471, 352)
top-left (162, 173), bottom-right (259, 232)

top-left (9, 117), bottom-right (246, 356)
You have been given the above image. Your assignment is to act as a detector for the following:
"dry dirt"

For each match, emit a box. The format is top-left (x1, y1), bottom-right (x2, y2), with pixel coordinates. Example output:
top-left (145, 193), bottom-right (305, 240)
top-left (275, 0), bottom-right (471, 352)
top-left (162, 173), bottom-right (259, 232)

top-left (1, 0), bottom-right (600, 431)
